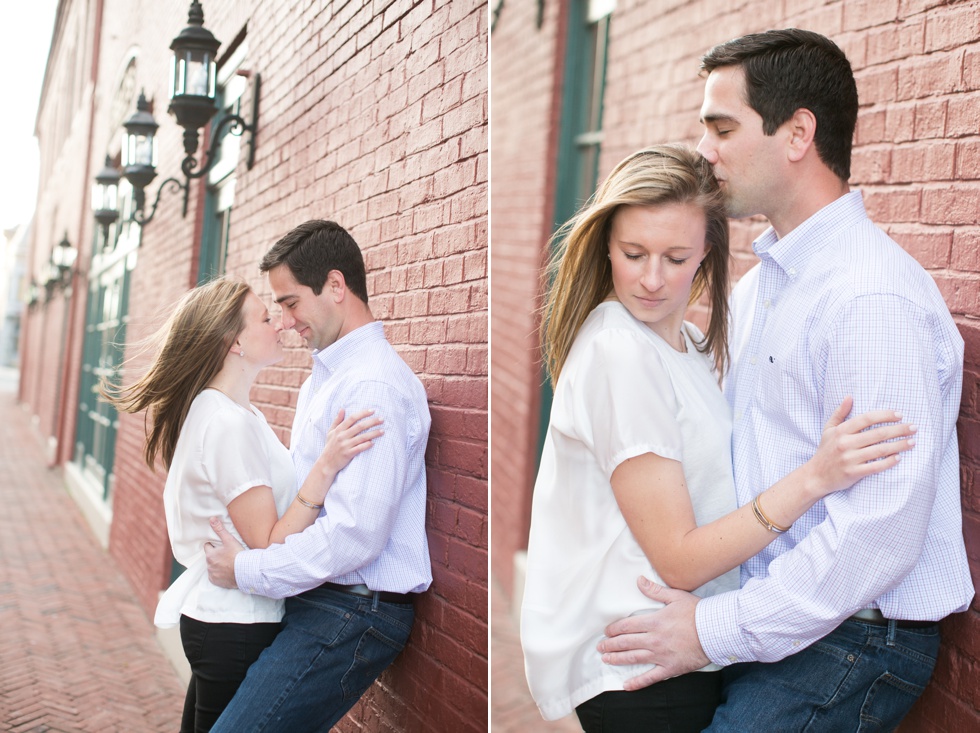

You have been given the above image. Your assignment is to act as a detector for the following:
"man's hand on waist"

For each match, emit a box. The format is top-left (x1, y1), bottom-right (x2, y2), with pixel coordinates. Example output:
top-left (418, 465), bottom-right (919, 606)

top-left (597, 576), bottom-right (709, 690)
top-left (204, 516), bottom-right (244, 590)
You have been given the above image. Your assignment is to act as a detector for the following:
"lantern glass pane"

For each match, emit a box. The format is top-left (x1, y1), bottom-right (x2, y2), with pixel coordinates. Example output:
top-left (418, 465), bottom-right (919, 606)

top-left (93, 178), bottom-right (119, 213)
top-left (169, 54), bottom-right (177, 99)
top-left (123, 131), bottom-right (156, 168)
top-left (206, 56), bottom-right (216, 97)
top-left (62, 245), bottom-right (77, 270)
top-left (174, 50), bottom-right (215, 98)
top-left (136, 134), bottom-right (155, 167)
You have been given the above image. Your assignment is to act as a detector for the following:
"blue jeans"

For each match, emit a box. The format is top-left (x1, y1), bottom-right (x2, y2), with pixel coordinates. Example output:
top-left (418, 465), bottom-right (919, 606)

top-left (706, 619), bottom-right (940, 732)
top-left (210, 586), bottom-right (415, 732)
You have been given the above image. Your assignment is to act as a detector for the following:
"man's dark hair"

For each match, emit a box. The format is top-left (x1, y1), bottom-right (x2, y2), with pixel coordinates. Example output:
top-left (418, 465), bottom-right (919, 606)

top-left (260, 219), bottom-right (369, 304)
top-left (701, 28), bottom-right (858, 181)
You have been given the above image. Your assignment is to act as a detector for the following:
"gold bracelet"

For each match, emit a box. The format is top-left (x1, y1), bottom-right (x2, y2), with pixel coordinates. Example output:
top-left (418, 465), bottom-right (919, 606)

top-left (752, 495), bottom-right (791, 534)
top-left (296, 493), bottom-right (323, 510)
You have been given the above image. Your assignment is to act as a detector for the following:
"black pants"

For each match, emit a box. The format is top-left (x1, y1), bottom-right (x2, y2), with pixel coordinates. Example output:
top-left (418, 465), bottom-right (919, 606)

top-left (575, 670), bottom-right (723, 733)
top-left (179, 614), bottom-right (281, 733)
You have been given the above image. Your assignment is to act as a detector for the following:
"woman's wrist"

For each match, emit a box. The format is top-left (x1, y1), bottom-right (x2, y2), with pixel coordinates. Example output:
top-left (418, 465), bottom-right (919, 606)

top-left (752, 494), bottom-right (792, 534)
top-left (793, 462), bottom-right (826, 505)
top-left (301, 461), bottom-right (336, 501)
top-left (296, 492), bottom-right (323, 510)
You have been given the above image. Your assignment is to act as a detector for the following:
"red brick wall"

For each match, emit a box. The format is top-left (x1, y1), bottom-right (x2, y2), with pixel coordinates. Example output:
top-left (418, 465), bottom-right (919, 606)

top-left (25, 1), bottom-right (487, 730)
top-left (491, 0), bottom-right (980, 727)
top-left (488, 0), bottom-right (565, 596)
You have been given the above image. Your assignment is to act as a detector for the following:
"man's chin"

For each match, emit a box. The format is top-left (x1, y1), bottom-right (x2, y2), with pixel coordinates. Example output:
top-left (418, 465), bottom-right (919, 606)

top-left (721, 197), bottom-right (756, 220)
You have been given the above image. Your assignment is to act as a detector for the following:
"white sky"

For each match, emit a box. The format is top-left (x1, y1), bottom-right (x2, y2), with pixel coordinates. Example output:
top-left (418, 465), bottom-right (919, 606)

top-left (0, 0), bottom-right (58, 231)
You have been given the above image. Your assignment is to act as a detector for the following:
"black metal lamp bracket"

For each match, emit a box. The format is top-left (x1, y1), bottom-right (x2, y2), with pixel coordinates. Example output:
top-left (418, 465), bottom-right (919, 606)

top-left (182, 72), bottom-right (260, 181)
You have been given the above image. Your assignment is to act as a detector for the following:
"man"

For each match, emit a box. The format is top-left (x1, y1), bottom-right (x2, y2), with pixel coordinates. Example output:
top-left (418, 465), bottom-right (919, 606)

top-left (204, 219), bottom-right (432, 731)
top-left (598, 29), bottom-right (974, 730)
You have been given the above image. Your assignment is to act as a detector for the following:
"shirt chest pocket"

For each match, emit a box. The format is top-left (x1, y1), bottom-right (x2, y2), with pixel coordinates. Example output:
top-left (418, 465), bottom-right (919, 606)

top-left (291, 408), bottom-right (328, 469)
top-left (754, 339), bottom-right (818, 431)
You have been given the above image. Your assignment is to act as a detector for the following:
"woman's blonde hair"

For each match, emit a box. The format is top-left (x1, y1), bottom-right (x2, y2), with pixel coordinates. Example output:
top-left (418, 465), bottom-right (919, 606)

top-left (101, 278), bottom-right (252, 470)
top-left (542, 144), bottom-right (730, 382)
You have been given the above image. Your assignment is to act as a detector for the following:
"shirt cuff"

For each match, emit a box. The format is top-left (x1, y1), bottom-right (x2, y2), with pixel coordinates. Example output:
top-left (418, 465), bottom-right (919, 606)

top-left (695, 590), bottom-right (755, 666)
top-left (235, 547), bottom-right (262, 595)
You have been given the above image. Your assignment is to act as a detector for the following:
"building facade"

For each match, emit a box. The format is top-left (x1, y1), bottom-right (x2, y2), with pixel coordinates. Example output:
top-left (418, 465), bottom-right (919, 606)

top-left (491, 0), bottom-right (980, 729)
top-left (21, 0), bottom-right (488, 730)
top-left (1, 221), bottom-right (30, 368)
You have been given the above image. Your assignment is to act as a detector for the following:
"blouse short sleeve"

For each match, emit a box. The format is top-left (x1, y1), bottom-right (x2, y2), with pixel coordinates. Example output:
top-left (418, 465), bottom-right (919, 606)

top-left (571, 327), bottom-right (683, 479)
top-left (200, 407), bottom-right (275, 505)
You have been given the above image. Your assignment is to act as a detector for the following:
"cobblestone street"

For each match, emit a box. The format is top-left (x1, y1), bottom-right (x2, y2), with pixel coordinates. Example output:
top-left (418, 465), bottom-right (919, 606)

top-left (0, 369), bottom-right (184, 731)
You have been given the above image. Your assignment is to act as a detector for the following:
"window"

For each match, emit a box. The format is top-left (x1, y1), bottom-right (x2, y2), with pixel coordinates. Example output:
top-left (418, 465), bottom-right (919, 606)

top-left (74, 218), bottom-right (136, 514)
top-left (537, 0), bottom-right (613, 460)
top-left (198, 42), bottom-right (248, 283)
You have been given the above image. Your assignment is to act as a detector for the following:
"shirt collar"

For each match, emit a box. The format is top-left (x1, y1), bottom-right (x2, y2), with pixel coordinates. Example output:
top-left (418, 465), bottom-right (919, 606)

top-left (311, 321), bottom-right (385, 376)
top-left (752, 190), bottom-right (868, 278)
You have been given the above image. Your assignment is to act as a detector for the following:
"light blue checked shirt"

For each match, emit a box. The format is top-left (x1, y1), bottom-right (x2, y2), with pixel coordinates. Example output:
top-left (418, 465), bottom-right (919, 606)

top-left (235, 321), bottom-right (432, 598)
top-left (696, 191), bottom-right (974, 665)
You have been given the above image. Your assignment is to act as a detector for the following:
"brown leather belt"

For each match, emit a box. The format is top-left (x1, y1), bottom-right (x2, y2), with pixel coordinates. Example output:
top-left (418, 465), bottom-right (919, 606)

top-left (319, 581), bottom-right (415, 605)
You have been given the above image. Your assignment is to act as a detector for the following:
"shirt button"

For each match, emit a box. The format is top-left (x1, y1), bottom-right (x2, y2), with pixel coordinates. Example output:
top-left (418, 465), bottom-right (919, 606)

top-left (750, 356), bottom-right (757, 365)
top-left (792, 640), bottom-right (801, 648)
top-left (734, 411), bottom-right (742, 421)
top-left (788, 268), bottom-right (797, 277)
top-left (727, 655), bottom-right (738, 663)
top-left (764, 299), bottom-right (771, 309)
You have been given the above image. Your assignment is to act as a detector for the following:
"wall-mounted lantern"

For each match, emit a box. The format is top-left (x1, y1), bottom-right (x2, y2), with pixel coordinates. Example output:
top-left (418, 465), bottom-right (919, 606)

top-left (92, 0), bottom-right (259, 233)
top-left (43, 234), bottom-right (78, 300)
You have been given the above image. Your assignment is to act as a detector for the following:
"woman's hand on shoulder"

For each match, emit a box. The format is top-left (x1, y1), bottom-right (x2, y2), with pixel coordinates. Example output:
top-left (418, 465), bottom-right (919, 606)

top-left (804, 396), bottom-right (916, 500)
top-left (316, 408), bottom-right (384, 477)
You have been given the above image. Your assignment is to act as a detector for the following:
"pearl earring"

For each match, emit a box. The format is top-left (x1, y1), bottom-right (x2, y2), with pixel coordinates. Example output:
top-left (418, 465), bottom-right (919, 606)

top-left (239, 349), bottom-right (245, 357)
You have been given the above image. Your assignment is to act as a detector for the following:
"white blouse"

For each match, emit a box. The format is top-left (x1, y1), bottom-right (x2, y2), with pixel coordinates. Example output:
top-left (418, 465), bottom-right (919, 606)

top-left (521, 301), bottom-right (740, 720)
top-left (154, 389), bottom-right (297, 628)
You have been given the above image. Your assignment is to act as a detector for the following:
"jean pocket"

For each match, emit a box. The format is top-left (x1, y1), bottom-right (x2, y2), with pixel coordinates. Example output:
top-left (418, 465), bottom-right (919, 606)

top-left (857, 671), bottom-right (928, 733)
top-left (290, 595), bottom-right (357, 647)
top-left (340, 625), bottom-right (410, 700)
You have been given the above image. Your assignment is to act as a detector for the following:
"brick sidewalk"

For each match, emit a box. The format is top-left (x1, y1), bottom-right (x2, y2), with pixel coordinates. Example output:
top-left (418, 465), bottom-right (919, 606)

top-left (0, 383), bottom-right (184, 731)
top-left (491, 576), bottom-right (581, 732)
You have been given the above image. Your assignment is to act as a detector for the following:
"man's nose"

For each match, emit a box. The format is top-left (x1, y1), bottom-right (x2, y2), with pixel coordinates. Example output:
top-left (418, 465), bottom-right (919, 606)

top-left (696, 133), bottom-right (717, 164)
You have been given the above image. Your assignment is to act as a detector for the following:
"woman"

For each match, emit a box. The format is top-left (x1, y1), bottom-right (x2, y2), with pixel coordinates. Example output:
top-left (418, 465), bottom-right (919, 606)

top-left (103, 278), bottom-right (382, 732)
top-left (520, 145), bottom-right (916, 731)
